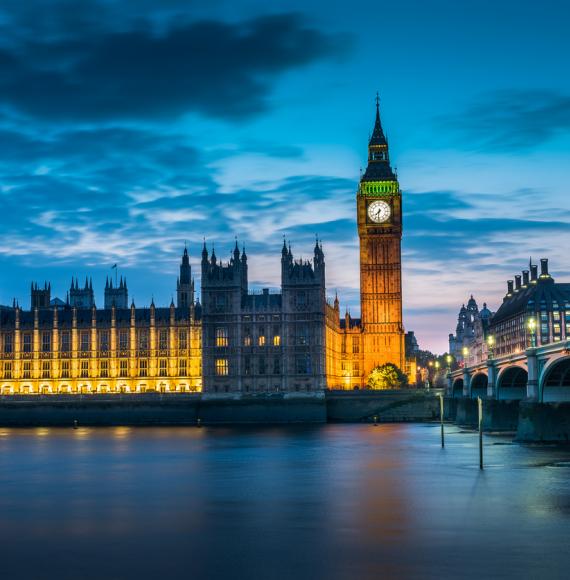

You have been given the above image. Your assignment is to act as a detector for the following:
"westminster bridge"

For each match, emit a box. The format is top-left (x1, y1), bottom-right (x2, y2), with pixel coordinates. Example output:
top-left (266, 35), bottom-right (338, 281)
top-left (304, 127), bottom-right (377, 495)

top-left (449, 340), bottom-right (570, 403)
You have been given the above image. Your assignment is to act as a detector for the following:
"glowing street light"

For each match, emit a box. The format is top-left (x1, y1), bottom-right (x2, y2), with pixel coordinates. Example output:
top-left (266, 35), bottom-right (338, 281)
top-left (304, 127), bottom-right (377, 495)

top-left (527, 317), bottom-right (537, 348)
top-left (486, 334), bottom-right (495, 359)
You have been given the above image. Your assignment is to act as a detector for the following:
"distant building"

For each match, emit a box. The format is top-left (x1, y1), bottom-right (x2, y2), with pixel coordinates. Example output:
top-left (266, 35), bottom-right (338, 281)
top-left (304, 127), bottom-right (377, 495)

top-left (449, 296), bottom-right (493, 366)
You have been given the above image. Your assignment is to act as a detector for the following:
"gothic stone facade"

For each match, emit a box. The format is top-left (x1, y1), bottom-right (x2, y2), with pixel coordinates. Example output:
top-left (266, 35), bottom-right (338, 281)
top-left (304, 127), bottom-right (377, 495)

top-left (201, 241), bottom-right (328, 392)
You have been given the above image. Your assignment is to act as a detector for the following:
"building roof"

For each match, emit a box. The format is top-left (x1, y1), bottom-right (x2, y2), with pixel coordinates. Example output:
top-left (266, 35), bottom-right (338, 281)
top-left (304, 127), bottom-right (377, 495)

top-left (491, 280), bottom-right (570, 325)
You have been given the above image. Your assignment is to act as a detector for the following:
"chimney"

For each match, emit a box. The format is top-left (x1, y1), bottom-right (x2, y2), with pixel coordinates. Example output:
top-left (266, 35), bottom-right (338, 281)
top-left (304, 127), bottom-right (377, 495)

top-left (522, 270), bottom-right (529, 286)
top-left (530, 264), bottom-right (538, 282)
top-left (507, 280), bottom-right (514, 295)
top-left (540, 258), bottom-right (549, 277)
top-left (515, 275), bottom-right (522, 290)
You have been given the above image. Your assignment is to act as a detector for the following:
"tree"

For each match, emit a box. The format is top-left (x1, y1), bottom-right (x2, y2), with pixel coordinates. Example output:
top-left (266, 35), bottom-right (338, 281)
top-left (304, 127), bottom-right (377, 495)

top-left (367, 363), bottom-right (408, 390)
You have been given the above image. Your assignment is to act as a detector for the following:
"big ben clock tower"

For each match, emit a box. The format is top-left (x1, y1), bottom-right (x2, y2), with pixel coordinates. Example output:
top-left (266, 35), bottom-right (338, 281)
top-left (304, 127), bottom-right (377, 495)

top-left (357, 96), bottom-right (405, 377)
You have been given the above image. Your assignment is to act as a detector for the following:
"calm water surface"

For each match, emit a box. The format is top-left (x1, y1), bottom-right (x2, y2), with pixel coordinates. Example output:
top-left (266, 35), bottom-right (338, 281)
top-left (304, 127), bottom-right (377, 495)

top-left (0, 424), bottom-right (569, 580)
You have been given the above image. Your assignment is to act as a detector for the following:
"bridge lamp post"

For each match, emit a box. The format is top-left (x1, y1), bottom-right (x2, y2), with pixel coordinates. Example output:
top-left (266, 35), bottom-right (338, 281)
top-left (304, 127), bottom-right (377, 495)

top-left (486, 334), bottom-right (495, 359)
top-left (462, 347), bottom-right (469, 368)
top-left (527, 317), bottom-right (537, 348)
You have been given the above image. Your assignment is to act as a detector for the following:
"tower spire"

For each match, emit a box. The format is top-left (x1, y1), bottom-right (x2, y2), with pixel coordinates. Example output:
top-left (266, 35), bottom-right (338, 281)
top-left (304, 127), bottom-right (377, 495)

top-left (369, 92), bottom-right (387, 147)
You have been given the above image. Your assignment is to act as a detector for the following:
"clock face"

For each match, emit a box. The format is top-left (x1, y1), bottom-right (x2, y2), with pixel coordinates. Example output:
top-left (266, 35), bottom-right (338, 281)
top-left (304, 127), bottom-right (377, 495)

top-left (367, 200), bottom-right (391, 223)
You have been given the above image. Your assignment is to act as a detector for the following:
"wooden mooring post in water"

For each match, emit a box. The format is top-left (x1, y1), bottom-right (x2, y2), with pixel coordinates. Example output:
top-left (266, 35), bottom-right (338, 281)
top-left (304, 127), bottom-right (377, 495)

top-left (478, 397), bottom-right (484, 470)
top-left (439, 394), bottom-right (445, 448)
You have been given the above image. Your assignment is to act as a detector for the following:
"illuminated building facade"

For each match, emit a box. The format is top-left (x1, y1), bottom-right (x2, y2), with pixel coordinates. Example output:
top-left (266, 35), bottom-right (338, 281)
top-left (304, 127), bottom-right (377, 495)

top-left (0, 250), bottom-right (202, 395)
top-left (0, 101), bottom-right (414, 394)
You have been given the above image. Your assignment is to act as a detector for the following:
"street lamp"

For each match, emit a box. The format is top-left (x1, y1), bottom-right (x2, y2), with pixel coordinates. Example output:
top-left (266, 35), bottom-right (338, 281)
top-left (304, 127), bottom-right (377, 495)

top-left (487, 334), bottom-right (495, 358)
top-left (446, 354), bottom-right (452, 370)
top-left (527, 317), bottom-right (537, 348)
top-left (462, 346), bottom-right (469, 368)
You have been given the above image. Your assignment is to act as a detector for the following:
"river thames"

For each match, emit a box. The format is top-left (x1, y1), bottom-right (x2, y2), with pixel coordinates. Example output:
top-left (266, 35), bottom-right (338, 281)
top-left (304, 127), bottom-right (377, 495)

top-left (0, 424), bottom-right (569, 580)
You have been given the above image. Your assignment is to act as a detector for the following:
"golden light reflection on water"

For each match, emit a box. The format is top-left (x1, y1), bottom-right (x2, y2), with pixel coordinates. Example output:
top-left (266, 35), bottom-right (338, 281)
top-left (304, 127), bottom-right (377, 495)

top-left (73, 427), bottom-right (92, 439)
top-left (35, 427), bottom-right (51, 437)
top-left (113, 427), bottom-right (132, 439)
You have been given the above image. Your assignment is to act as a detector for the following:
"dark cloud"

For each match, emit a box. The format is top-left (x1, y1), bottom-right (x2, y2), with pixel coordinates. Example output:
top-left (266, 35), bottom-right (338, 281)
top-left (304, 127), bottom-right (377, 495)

top-left (439, 90), bottom-right (570, 151)
top-left (0, 6), bottom-right (346, 122)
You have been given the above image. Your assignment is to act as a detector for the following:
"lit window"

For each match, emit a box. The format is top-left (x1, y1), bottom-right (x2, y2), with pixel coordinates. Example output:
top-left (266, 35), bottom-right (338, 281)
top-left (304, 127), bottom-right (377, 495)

top-left (159, 359), bottom-right (167, 377)
top-left (178, 330), bottom-right (188, 350)
top-left (3, 361), bottom-right (12, 379)
top-left (23, 334), bottom-right (32, 353)
top-left (80, 332), bottom-right (90, 352)
top-left (139, 359), bottom-right (148, 377)
top-left (4, 334), bottom-right (13, 354)
top-left (179, 359), bottom-right (187, 376)
top-left (80, 359), bottom-right (89, 378)
top-left (23, 361), bottom-right (31, 379)
top-left (119, 359), bottom-right (128, 377)
top-left (60, 332), bottom-right (70, 352)
top-left (352, 337), bottom-right (359, 354)
top-left (42, 332), bottom-right (51, 353)
top-left (61, 360), bottom-right (70, 378)
top-left (138, 331), bottom-right (148, 350)
top-left (159, 329), bottom-right (168, 350)
top-left (215, 359), bottom-right (229, 376)
top-left (100, 360), bottom-right (109, 378)
top-left (42, 361), bottom-right (50, 378)
top-left (258, 335), bottom-right (266, 347)
top-left (99, 331), bottom-right (109, 352)
top-left (216, 327), bottom-right (228, 347)
top-left (273, 335), bottom-right (281, 347)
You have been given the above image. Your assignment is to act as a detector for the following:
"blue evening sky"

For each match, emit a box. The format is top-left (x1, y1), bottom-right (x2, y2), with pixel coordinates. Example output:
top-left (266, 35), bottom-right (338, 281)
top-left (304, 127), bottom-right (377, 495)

top-left (0, 0), bottom-right (568, 352)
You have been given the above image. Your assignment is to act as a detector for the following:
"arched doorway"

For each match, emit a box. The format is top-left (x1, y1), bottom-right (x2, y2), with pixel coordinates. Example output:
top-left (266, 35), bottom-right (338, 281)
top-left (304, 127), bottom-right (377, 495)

top-left (452, 378), bottom-right (464, 398)
top-left (542, 357), bottom-right (570, 402)
top-left (470, 373), bottom-right (488, 398)
top-left (497, 366), bottom-right (527, 400)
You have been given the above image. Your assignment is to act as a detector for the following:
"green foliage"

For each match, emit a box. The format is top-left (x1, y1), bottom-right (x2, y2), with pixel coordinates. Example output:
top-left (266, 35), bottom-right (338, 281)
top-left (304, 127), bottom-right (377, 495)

top-left (366, 363), bottom-right (408, 390)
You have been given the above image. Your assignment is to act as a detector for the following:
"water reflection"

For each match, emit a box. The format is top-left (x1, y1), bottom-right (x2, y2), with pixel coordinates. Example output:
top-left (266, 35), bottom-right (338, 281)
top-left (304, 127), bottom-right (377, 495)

top-left (0, 424), bottom-right (568, 580)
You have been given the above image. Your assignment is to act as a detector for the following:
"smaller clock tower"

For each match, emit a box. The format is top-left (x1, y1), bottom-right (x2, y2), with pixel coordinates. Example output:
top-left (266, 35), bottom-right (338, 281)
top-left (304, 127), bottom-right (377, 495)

top-left (357, 96), bottom-right (405, 378)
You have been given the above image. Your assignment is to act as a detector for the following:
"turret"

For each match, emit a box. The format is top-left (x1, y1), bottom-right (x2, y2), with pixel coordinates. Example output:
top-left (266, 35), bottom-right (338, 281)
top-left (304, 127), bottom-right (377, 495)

top-left (70, 275), bottom-right (95, 308)
top-left (104, 274), bottom-right (128, 309)
top-left (30, 281), bottom-right (51, 309)
top-left (177, 244), bottom-right (194, 309)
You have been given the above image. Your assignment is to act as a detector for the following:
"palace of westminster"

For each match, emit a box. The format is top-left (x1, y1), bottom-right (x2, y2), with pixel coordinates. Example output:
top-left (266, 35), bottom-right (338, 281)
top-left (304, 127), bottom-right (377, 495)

top-left (0, 102), bottom-right (415, 395)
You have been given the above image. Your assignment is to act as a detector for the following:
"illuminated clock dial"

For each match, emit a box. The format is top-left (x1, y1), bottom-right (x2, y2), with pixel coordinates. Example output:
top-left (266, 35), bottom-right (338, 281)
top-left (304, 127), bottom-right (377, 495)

top-left (367, 200), bottom-right (391, 223)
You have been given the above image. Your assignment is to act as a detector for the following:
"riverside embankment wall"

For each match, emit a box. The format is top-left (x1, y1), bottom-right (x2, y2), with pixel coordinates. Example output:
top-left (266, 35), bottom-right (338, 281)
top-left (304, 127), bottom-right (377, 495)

top-left (0, 389), bottom-right (444, 427)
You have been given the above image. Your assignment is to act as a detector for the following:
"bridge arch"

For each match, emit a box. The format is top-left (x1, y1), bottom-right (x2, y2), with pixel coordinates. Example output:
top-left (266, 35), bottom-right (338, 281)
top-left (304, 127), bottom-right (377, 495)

top-left (452, 378), bottom-right (464, 398)
top-left (470, 373), bottom-right (488, 399)
top-left (541, 356), bottom-right (570, 402)
top-left (496, 366), bottom-right (527, 400)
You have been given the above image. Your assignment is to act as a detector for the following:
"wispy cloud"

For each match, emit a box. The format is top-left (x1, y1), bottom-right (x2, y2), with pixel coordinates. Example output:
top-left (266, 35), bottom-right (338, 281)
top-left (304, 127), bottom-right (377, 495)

top-left (439, 89), bottom-right (570, 151)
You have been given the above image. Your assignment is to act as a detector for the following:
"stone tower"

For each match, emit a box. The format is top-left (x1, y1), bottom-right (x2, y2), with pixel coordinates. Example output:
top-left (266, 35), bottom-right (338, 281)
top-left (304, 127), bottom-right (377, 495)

top-left (104, 276), bottom-right (128, 309)
top-left (357, 96), bottom-right (405, 377)
top-left (30, 282), bottom-right (51, 309)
